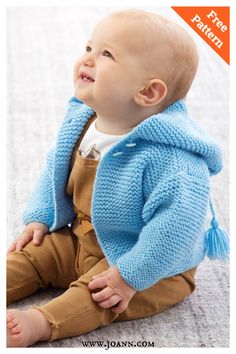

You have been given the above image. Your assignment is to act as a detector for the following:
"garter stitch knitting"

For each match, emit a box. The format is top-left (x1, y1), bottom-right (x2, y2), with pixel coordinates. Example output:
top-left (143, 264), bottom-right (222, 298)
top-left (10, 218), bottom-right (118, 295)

top-left (23, 97), bottom-right (224, 291)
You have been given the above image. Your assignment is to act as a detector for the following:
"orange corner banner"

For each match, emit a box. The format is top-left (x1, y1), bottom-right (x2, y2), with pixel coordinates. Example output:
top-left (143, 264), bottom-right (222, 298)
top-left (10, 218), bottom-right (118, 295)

top-left (172, 7), bottom-right (230, 64)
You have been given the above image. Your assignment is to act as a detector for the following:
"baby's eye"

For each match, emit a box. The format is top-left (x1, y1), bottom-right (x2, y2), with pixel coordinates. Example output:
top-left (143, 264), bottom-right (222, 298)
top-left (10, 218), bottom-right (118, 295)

top-left (85, 45), bottom-right (92, 53)
top-left (103, 50), bottom-right (114, 59)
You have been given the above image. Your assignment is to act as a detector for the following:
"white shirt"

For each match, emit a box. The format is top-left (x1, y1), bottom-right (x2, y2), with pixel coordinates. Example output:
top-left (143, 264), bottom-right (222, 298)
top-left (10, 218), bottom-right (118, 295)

top-left (79, 119), bottom-right (131, 159)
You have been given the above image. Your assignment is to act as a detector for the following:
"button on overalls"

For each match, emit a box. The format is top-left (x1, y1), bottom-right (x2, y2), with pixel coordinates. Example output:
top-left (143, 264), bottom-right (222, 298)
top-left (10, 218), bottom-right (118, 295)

top-left (7, 116), bottom-right (196, 342)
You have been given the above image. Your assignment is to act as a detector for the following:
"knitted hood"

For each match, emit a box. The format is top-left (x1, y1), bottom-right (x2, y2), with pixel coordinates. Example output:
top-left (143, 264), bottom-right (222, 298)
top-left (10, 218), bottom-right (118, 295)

top-left (133, 100), bottom-right (222, 176)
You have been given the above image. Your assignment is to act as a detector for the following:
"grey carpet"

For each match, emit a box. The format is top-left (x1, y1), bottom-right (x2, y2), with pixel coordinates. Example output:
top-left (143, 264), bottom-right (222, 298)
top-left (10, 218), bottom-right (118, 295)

top-left (7, 6), bottom-right (229, 348)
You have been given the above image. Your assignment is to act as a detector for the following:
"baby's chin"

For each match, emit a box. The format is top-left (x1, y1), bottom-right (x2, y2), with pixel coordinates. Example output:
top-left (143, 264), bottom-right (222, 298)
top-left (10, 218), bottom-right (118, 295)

top-left (74, 90), bottom-right (87, 103)
top-left (74, 92), bottom-right (95, 109)
top-left (74, 92), bottom-right (82, 101)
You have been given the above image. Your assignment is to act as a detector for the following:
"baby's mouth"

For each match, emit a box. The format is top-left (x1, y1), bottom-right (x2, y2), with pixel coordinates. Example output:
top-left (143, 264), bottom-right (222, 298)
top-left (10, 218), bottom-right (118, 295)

top-left (80, 72), bottom-right (95, 82)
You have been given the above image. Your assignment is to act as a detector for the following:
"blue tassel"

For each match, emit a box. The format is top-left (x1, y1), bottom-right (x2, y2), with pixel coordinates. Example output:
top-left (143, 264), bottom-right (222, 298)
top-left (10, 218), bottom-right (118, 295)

top-left (204, 199), bottom-right (229, 261)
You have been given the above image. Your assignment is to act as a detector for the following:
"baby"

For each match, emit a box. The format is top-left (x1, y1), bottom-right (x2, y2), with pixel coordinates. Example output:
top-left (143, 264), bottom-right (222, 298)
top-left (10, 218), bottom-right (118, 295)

top-left (7, 9), bottom-right (228, 347)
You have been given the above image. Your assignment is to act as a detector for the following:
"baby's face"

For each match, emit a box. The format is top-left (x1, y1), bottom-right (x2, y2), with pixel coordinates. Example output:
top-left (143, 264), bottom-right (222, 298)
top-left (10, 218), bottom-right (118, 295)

top-left (74, 16), bottom-right (152, 111)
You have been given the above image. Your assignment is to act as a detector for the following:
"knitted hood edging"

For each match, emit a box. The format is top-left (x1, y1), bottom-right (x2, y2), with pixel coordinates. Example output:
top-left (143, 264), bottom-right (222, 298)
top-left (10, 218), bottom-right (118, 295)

top-left (68, 98), bottom-right (222, 177)
top-left (108, 99), bottom-right (222, 176)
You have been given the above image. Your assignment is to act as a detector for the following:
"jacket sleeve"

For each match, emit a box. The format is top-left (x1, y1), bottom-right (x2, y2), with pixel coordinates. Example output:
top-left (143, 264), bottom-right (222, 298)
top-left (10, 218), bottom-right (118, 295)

top-left (22, 147), bottom-right (56, 229)
top-left (22, 97), bottom-right (82, 229)
top-left (116, 171), bottom-right (210, 291)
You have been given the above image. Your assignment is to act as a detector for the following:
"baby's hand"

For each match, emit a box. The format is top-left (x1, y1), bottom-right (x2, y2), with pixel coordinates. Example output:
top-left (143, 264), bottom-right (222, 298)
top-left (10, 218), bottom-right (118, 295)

top-left (7, 222), bottom-right (49, 255)
top-left (88, 266), bottom-right (137, 314)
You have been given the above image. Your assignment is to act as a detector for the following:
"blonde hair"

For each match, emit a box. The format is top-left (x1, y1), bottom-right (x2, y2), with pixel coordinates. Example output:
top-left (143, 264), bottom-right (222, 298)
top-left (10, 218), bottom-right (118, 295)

top-left (109, 10), bottom-right (199, 106)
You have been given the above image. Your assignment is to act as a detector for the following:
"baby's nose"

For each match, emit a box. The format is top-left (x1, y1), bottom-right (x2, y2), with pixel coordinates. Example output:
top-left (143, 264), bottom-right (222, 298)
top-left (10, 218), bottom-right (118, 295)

top-left (83, 53), bottom-right (95, 67)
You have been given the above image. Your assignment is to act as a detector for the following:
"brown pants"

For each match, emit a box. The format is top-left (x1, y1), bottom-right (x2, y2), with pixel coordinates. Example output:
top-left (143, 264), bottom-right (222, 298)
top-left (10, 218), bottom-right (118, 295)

top-left (7, 222), bottom-right (196, 341)
top-left (7, 143), bottom-right (196, 342)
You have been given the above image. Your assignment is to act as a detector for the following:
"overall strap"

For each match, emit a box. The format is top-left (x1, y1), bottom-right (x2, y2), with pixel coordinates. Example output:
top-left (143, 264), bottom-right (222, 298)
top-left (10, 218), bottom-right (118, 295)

top-left (70, 114), bottom-right (97, 167)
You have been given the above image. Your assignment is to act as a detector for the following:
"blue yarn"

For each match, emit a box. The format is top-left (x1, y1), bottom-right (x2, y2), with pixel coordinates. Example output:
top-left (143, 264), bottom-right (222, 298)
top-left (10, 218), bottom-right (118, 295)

top-left (23, 97), bottom-right (228, 290)
top-left (204, 199), bottom-right (229, 261)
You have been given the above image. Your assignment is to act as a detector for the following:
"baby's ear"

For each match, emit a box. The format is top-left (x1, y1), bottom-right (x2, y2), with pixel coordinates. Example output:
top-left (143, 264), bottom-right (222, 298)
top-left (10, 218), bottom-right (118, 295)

top-left (134, 79), bottom-right (167, 107)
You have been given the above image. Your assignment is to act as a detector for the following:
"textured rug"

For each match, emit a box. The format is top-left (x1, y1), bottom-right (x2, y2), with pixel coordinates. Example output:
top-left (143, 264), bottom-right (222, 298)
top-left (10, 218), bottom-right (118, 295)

top-left (7, 6), bottom-right (229, 348)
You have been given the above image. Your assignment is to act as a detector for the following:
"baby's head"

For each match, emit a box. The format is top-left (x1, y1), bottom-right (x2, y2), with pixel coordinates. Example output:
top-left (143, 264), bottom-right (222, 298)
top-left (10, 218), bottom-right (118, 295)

top-left (74, 10), bottom-right (198, 116)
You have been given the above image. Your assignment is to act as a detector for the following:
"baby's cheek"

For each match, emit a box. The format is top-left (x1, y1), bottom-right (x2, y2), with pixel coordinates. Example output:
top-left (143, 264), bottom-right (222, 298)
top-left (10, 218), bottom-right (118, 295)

top-left (73, 60), bottom-right (82, 81)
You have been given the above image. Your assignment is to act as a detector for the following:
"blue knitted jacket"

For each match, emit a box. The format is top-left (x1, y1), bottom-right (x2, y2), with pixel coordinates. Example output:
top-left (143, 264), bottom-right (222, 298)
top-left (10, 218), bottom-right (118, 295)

top-left (23, 97), bottom-right (222, 291)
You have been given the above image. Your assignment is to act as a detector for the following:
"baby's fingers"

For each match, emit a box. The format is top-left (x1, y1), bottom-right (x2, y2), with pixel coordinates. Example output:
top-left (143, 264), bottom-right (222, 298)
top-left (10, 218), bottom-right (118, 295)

top-left (32, 229), bottom-right (45, 245)
top-left (97, 295), bottom-right (121, 309)
top-left (112, 300), bottom-right (128, 314)
top-left (91, 286), bottom-right (114, 302)
top-left (7, 241), bottom-right (17, 255)
top-left (15, 231), bottom-right (33, 252)
top-left (88, 276), bottom-right (108, 291)
top-left (92, 271), bottom-right (108, 279)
